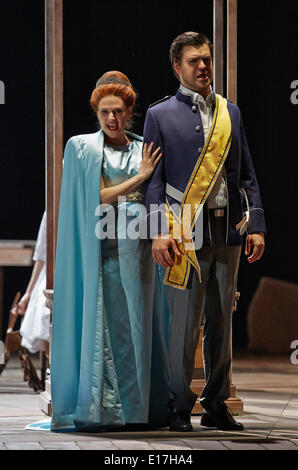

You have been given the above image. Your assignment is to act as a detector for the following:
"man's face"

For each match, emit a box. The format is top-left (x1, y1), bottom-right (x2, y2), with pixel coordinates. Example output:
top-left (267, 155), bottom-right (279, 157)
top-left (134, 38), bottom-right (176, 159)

top-left (174, 44), bottom-right (213, 98)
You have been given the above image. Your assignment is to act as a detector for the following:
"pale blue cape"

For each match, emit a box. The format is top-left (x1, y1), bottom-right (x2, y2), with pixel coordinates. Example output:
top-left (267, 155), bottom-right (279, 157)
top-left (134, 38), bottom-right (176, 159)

top-left (50, 130), bottom-right (171, 432)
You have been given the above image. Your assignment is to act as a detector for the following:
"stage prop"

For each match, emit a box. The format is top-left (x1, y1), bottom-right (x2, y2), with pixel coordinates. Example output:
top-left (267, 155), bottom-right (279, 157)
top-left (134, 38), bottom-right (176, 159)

top-left (0, 240), bottom-right (35, 337)
top-left (190, 0), bottom-right (243, 415)
top-left (247, 277), bottom-right (298, 354)
top-left (40, 0), bottom-right (243, 417)
top-left (0, 292), bottom-right (44, 392)
top-left (39, 0), bottom-right (63, 417)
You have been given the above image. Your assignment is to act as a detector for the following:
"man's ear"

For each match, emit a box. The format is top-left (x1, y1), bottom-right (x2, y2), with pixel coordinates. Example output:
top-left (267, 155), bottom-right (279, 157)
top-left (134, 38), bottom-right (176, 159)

top-left (173, 61), bottom-right (181, 77)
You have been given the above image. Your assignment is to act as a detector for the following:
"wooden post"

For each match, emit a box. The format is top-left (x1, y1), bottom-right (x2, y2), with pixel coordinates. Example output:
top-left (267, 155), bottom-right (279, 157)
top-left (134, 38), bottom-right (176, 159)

top-left (227, 0), bottom-right (237, 103)
top-left (45, 0), bottom-right (63, 290)
top-left (40, 0), bottom-right (63, 416)
top-left (213, 0), bottom-right (224, 95)
top-left (191, 0), bottom-right (243, 415)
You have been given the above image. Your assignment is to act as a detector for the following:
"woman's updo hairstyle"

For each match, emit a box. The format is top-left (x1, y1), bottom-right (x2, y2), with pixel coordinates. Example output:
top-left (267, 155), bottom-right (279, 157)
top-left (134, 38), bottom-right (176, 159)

top-left (90, 71), bottom-right (137, 113)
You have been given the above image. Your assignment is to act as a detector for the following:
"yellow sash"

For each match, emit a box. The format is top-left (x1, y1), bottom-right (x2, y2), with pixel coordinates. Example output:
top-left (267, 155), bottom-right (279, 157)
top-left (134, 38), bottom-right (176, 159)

top-left (164, 94), bottom-right (232, 290)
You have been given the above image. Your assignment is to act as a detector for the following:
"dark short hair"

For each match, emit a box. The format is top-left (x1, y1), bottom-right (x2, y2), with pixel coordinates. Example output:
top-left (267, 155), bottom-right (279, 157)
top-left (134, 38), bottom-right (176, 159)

top-left (169, 31), bottom-right (213, 75)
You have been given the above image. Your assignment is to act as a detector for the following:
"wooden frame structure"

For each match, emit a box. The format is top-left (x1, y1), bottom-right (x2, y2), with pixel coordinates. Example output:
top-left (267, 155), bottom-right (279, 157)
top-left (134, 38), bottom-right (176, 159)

top-left (227, 0), bottom-right (237, 103)
top-left (40, 0), bottom-right (63, 415)
top-left (213, 0), bottom-right (238, 103)
top-left (213, 0), bottom-right (224, 96)
top-left (45, 0), bottom-right (63, 291)
top-left (191, 0), bottom-right (242, 414)
top-left (41, 0), bottom-right (242, 416)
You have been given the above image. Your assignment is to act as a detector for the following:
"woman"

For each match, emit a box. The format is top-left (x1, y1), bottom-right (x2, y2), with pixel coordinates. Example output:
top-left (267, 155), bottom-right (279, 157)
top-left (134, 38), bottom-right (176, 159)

top-left (19, 211), bottom-right (50, 358)
top-left (50, 71), bottom-right (171, 432)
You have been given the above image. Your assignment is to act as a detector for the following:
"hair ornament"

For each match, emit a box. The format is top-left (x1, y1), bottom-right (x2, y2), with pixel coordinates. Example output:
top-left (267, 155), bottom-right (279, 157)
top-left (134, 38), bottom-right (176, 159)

top-left (96, 76), bottom-right (131, 87)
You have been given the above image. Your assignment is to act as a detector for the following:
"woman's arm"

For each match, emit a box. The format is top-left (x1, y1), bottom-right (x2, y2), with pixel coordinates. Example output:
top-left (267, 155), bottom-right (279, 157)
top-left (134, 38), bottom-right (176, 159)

top-left (100, 142), bottom-right (162, 204)
top-left (100, 173), bottom-right (144, 204)
top-left (17, 260), bottom-right (45, 315)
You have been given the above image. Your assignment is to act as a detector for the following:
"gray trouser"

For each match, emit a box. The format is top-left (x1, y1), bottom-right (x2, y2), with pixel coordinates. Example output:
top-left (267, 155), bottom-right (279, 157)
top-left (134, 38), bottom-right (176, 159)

top-left (165, 215), bottom-right (242, 412)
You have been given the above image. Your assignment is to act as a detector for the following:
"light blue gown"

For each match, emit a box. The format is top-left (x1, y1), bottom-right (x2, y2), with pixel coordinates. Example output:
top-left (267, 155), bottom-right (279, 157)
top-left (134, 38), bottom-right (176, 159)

top-left (50, 130), bottom-right (170, 432)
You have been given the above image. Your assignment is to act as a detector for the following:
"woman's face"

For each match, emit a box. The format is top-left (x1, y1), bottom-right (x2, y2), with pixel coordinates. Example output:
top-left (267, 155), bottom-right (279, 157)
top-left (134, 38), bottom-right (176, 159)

top-left (97, 95), bottom-right (132, 142)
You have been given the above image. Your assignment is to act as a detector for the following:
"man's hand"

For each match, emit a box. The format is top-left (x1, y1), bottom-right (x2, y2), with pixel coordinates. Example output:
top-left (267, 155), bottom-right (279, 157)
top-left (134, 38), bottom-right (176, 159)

top-left (152, 235), bottom-right (182, 268)
top-left (245, 232), bottom-right (265, 263)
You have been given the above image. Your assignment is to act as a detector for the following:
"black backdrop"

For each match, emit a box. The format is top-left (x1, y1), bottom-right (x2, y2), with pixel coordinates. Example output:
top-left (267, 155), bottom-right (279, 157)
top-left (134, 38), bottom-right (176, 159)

top-left (0, 0), bottom-right (297, 347)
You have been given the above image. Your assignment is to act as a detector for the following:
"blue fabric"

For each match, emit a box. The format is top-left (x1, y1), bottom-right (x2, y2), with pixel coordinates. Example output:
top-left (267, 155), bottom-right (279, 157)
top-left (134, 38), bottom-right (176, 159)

top-left (25, 419), bottom-right (51, 431)
top-left (143, 90), bottom-right (266, 245)
top-left (50, 130), bottom-right (171, 432)
top-left (102, 142), bottom-right (140, 186)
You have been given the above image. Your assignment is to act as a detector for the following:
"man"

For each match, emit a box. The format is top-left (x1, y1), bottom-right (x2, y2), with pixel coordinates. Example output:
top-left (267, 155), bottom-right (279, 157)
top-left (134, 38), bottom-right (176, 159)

top-left (143, 32), bottom-right (265, 432)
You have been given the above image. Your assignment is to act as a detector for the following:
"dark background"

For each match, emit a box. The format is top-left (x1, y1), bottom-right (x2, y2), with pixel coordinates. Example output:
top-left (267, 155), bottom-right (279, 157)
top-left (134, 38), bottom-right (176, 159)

top-left (0, 0), bottom-right (297, 347)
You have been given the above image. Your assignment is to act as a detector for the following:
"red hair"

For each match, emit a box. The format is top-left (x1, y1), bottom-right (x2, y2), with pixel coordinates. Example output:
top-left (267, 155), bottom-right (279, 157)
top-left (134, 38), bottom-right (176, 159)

top-left (90, 71), bottom-right (137, 112)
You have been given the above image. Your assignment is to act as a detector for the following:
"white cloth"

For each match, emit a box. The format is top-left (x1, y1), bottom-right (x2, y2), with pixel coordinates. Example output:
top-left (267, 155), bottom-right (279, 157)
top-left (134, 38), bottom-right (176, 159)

top-left (20, 211), bottom-right (50, 353)
top-left (33, 211), bottom-right (47, 262)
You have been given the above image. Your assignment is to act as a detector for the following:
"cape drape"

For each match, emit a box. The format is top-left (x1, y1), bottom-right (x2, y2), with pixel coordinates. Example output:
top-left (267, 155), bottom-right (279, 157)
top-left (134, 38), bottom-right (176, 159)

top-left (50, 130), bottom-right (171, 432)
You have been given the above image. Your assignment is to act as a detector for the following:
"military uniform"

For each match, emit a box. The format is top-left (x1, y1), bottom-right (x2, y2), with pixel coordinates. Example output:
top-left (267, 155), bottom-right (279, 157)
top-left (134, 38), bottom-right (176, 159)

top-left (143, 87), bottom-right (266, 413)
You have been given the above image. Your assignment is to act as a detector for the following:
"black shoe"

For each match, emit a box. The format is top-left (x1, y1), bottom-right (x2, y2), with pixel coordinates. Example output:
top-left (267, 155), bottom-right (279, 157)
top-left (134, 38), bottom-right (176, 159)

top-left (169, 410), bottom-right (193, 432)
top-left (201, 403), bottom-right (244, 431)
top-left (200, 411), bottom-right (217, 428)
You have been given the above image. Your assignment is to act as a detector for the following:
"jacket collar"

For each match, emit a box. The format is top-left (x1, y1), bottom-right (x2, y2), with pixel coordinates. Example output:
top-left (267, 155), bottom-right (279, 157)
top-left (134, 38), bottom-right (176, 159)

top-left (175, 88), bottom-right (193, 104)
top-left (176, 86), bottom-right (216, 107)
top-left (97, 128), bottom-right (143, 144)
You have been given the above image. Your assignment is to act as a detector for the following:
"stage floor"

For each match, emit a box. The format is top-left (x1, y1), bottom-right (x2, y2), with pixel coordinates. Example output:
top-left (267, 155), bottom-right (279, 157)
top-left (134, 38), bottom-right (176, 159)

top-left (0, 351), bottom-right (298, 451)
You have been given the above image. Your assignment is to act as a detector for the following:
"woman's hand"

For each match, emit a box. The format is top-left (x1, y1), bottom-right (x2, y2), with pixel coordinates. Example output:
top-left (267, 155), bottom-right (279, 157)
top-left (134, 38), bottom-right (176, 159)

top-left (17, 292), bottom-right (31, 316)
top-left (100, 141), bottom-right (162, 204)
top-left (138, 142), bottom-right (162, 181)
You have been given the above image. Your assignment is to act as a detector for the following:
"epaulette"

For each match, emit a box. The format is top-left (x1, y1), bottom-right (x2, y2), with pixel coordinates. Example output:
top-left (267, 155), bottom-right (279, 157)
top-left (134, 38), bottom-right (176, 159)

top-left (149, 95), bottom-right (172, 108)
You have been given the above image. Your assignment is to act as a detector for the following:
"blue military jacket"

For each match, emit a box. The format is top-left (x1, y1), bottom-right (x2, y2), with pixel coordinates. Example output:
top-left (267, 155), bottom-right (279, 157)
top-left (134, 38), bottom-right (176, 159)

top-left (143, 89), bottom-right (266, 246)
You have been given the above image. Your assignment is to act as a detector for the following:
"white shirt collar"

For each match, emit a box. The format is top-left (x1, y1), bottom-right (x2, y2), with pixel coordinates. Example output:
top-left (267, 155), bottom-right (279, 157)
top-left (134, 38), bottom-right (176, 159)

top-left (179, 84), bottom-right (215, 107)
